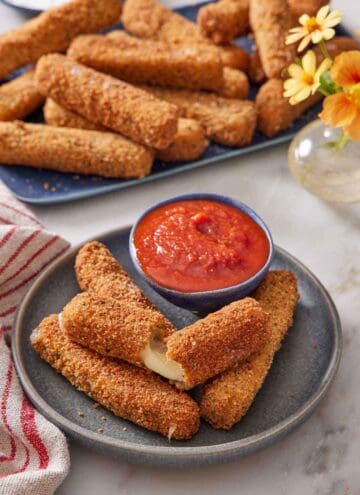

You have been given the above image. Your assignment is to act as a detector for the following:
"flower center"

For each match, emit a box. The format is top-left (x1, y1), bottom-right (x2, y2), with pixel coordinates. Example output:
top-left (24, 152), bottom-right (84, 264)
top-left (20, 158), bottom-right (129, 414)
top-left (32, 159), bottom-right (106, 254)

top-left (306, 17), bottom-right (321, 33)
top-left (302, 72), bottom-right (315, 86)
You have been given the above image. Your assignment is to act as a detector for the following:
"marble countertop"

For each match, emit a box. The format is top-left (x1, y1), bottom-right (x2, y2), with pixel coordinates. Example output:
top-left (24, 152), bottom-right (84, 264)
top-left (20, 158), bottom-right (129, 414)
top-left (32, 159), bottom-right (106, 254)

top-left (1, 0), bottom-right (359, 493)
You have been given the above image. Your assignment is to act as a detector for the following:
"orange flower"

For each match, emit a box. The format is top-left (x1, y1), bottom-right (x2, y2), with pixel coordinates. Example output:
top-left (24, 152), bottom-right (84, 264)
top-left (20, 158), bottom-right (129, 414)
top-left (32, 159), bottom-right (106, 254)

top-left (319, 51), bottom-right (360, 140)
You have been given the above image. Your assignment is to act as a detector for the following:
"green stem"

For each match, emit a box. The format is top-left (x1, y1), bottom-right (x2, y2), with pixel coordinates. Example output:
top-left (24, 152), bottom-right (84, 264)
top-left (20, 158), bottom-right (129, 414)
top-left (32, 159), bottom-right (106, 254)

top-left (335, 132), bottom-right (350, 151)
top-left (319, 40), bottom-right (332, 62)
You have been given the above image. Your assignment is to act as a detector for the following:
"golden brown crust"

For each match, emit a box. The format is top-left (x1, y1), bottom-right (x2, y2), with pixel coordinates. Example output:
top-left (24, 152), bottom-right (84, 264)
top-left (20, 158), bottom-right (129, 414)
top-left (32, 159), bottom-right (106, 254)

top-left (248, 50), bottom-right (266, 85)
top-left (287, 0), bottom-right (328, 18)
top-left (121, 0), bottom-right (249, 71)
top-left (141, 85), bottom-right (257, 148)
top-left (0, 121), bottom-right (154, 178)
top-left (31, 315), bottom-right (200, 440)
top-left (0, 70), bottom-right (44, 121)
top-left (197, 0), bottom-right (249, 45)
top-left (74, 241), bottom-right (176, 334)
top-left (68, 34), bottom-right (224, 91)
top-left (249, 0), bottom-right (295, 79)
top-left (0, 0), bottom-right (121, 80)
top-left (166, 298), bottom-right (270, 389)
top-left (61, 292), bottom-right (170, 367)
top-left (35, 54), bottom-right (179, 150)
top-left (220, 67), bottom-right (249, 99)
top-left (200, 271), bottom-right (298, 429)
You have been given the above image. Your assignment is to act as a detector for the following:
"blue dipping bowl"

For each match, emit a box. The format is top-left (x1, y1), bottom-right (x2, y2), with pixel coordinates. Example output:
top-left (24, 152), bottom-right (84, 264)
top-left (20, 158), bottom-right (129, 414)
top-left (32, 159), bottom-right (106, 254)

top-left (129, 193), bottom-right (274, 313)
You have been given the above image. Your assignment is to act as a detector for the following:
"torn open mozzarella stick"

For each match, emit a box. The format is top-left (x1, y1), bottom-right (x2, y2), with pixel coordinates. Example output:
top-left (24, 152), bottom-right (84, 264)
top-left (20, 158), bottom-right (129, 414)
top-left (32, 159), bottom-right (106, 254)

top-left (60, 292), bottom-right (175, 370)
top-left (68, 34), bottom-right (224, 92)
top-left (200, 271), bottom-right (298, 429)
top-left (31, 315), bottom-right (200, 440)
top-left (287, 0), bottom-right (328, 18)
top-left (121, 0), bottom-right (249, 71)
top-left (35, 54), bottom-right (179, 150)
top-left (197, 0), bottom-right (249, 45)
top-left (0, 121), bottom-right (154, 178)
top-left (249, 0), bottom-right (295, 79)
top-left (141, 85), bottom-right (257, 147)
top-left (75, 240), bottom-right (176, 334)
top-left (44, 99), bottom-right (208, 163)
top-left (0, 70), bottom-right (44, 121)
top-left (104, 32), bottom-right (249, 99)
top-left (0, 0), bottom-right (121, 80)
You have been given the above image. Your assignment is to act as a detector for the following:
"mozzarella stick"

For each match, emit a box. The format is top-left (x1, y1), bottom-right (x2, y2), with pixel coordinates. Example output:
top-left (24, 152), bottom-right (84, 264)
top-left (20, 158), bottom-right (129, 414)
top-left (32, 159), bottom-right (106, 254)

top-left (35, 54), bottom-right (179, 150)
top-left (68, 34), bottom-right (224, 91)
top-left (60, 292), bottom-right (173, 368)
top-left (256, 37), bottom-right (360, 137)
top-left (197, 0), bottom-right (249, 45)
top-left (121, 0), bottom-right (249, 71)
top-left (75, 241), bottom-right (176, 333)
top-left (249, 0), bottom-right (295, 79)
top-left (0, 0), bottom-right (121, 80)
top-left (0, 121), bottom-right (154, 179)
top-left (287, 0), bottom-right (328, 18)
top-left (200, 271), bottom-right (298, 429)
top-left (44, 99), bottom-right (208, 162)
top-left (165, 298), bottom-right (270, 389)
top-left (0, 70), bottom-right (44, 121)
top-left (31, 315), bottom-right (200, 440)
top-left (248, 50), bottom-right (266, 85)
top-left (141, 86), bottom-right (257, 147)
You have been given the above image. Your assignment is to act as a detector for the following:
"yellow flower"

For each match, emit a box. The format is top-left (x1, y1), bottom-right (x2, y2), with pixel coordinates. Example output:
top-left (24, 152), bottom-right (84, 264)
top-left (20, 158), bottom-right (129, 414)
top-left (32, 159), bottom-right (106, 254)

top-left (284, 50), bottom-right (331, 105)
top-left (286, 5), bottom-right (342, 52)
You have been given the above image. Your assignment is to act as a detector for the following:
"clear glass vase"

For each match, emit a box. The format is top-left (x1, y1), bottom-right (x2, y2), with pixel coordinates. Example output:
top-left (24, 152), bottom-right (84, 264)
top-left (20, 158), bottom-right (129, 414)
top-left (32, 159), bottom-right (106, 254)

top-left (288, 119), bottom-right (360, 203)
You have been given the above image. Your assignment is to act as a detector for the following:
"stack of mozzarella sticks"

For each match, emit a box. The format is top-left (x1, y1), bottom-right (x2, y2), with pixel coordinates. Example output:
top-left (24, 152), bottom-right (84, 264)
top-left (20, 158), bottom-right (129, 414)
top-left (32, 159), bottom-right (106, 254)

top-left (0, 0), bottom-right (358, 180)
top-left (32, 241), bottom-right (299, 439)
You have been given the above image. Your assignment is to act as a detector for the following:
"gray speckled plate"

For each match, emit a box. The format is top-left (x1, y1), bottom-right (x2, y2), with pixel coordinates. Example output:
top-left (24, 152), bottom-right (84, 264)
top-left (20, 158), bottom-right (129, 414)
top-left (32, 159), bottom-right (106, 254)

top-left (12, 227), bottom-right (341, 467)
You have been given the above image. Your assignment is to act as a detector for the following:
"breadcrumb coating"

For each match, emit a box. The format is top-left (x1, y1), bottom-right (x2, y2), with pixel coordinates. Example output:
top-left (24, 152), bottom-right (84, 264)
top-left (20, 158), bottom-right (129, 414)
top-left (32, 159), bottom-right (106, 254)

top-left (68, 34), bottom-right (224, 91)
top-left (249, 0), bottom-right (295, 79)
top-left (287, 0), bottom-right (328, 18)
top-left (197, 0), bottom-right (249, 45)
top-left (141, 85), bottom-right (257, 147)
top-left (0, 121), bottom-right (154, 178)
top-left (122, 0), bottom-right (249, 71)
top-left (220, 67), bottom-right (249, 99)
top-left (0, 70), bottom-right (44, 121)
top-left (248, 50), bottom-right (266, 85)
top-left (31, 315), bottom-right (200, 440)
top-left (0, 0), bottom-right (121, 80)
top-left (61, 292), bottom-right (171, 367)
top-left (200, 271), bottom-right (298, 429)
top-left (35, 54), bottom-right (179, 150)
top-left (166, 298), bottom-right (270, 389)
top-left (75, 241), bottom-right (176, 334)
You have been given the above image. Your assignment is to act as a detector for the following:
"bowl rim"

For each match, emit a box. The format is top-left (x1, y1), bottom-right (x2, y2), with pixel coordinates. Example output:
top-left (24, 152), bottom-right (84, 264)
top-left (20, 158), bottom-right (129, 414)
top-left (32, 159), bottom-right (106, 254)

top-left (129, 193), bottom-right (274, 298)
top-left (12, 225), bottom-right (342, 462)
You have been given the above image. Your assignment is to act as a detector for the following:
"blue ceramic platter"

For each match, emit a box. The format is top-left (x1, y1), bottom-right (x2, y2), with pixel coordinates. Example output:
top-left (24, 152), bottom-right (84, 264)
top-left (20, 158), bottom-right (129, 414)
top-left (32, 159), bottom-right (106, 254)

top-left (12, 226), bottom-right (341, 467)
top-left (0, 3), bottom-right (352, 204)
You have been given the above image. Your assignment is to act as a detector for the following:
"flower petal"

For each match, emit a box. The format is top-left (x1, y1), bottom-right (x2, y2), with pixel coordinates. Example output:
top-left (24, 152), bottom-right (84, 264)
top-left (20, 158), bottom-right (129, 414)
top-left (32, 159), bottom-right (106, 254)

top-left (288, 63), bottom-right (304, 78)
top-left (320, 93), bottom-right (357, 128)
top-left (321, 28), bottom-right (335, 40)
top-left (344, 110), bottom-right (360, 140)
top-left (299, 14), bottom-right (310, 26)
top-left (316, 5), bottom-right (330, 22)
top-left (314, 58), bottom-right (332, 82)
top-left (311, 30), bottom-right (323, 44)
top-left (286, 32), bottom-right (306, 44)
top-left (298, 35), bottom-right (311, 52)
top-left (325, 10), bottom-right (342, 25)
top-left (332, 51), bottom-right (360, 88)
top-left (302, 50), bottom-right (316, 75)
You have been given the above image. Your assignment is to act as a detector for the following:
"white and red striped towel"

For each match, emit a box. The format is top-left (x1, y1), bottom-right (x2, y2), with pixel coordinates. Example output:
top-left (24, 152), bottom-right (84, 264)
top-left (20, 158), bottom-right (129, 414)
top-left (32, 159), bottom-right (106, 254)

top-left (0, 183), bottom-right (70, 495)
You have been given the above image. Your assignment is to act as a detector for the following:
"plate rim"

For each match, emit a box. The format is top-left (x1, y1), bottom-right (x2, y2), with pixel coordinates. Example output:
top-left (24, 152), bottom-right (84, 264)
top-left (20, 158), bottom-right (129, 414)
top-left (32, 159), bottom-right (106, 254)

top-left (12, 226), bottom-right (342, 461)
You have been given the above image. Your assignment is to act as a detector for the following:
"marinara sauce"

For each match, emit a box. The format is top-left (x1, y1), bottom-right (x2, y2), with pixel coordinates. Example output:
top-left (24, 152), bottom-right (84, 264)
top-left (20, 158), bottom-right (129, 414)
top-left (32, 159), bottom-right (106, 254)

top-left (134, 199), bottom-right (270, 292)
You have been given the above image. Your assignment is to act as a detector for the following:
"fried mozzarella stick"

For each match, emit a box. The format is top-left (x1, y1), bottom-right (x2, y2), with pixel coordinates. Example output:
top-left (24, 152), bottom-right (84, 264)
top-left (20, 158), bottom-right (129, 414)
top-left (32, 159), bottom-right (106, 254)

top-left (0, 121), bottom-right (153, 178)
top-left (68, 34), bottom-right (224, 91)
top-left (0, 70), bottom-right (44, 121)
top-left (197, 0), bottom-right (249, 45)
top-left (141, 86), bottom-right (257, 147)
top-left (0, 0), bottom-right (121, 80)
top-left (200, 271), bottom-right (298, 429)
top-left (257, 37), bottom-right (359, 137)
top-left (122, 0), bottom-right (249, 71)
top-left (61, 294), bottom-right (270, 389)
top-left (31, 315), bottom-right (200, 440)
top-left (249, 0), bottom-right (295, 79)
top-left (35, 54), bottom-right (179, 150)
top-left (287, 0), bottom-right (328, 18)
top-left (75, 240), bottom-right (176, 332)
top-left (44, 99), bottom-right (208, 162)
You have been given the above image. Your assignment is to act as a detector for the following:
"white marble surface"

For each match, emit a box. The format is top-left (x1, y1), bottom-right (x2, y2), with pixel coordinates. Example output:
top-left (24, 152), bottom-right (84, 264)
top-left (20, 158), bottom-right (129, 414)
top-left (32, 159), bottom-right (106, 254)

top-left (1, 0), bottom-right (360, 493)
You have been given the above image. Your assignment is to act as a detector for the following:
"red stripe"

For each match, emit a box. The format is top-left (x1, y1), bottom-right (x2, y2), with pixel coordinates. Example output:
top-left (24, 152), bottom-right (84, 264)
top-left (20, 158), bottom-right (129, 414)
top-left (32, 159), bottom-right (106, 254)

top-left (0, 230), bottom-right (40, 277)
top-left (21, 396), bottom-right (49, 469)
top-left (0, 227), bottom-right (16, 249)
top-left (0, 360), bottom-right (16, 462)
top-left (1, 234), bottom-right (56, 286)
top-left (0, 216), bottom-right (12, 225)
top-left (0, 202), bottom-right (42, 227)
top-left (0, 306), bottom-right (16, 318)
top-left (0, 242), bottom-right (68, 301)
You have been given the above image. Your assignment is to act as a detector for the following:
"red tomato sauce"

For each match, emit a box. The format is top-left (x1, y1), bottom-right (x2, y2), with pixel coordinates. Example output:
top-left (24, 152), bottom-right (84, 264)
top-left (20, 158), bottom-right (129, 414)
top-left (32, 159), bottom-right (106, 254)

top-left (134, 199), bottom-right (270, 292)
